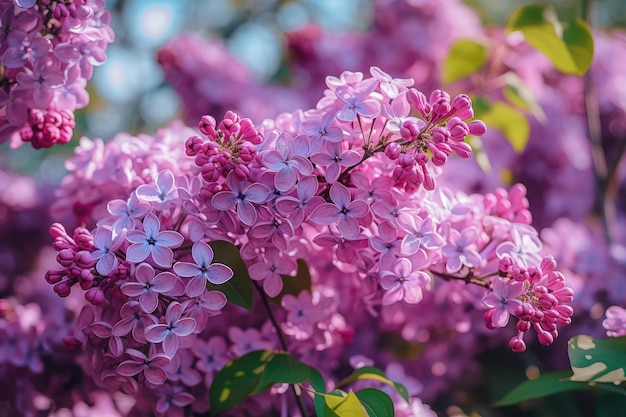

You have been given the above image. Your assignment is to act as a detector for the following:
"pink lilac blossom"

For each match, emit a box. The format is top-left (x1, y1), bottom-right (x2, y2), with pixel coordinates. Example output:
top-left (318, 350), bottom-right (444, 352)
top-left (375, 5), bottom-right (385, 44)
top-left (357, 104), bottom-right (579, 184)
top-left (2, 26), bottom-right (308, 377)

top-left (0, 0), bottom-right (113, 148)
top-left (44, 64), bottom-right (576, 417)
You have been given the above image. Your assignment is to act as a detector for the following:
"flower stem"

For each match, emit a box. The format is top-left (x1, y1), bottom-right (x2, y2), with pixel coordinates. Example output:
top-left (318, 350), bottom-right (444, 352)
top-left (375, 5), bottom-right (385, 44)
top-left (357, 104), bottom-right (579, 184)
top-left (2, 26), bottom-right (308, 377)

top-left (253, 281), bottom-right (309, 417)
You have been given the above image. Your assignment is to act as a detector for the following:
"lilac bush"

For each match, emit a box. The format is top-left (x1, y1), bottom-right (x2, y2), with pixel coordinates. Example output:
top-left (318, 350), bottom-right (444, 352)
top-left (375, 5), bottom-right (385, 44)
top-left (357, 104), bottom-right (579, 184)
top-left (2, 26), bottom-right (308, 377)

top-left (0, 0), bottom-right (113, 148)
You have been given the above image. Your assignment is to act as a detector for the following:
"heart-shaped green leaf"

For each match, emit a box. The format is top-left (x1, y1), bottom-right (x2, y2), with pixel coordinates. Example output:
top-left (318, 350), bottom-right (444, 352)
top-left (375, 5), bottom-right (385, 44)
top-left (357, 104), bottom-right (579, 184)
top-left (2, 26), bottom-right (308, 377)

top-left (506, 4), bottom-right (594, 75)
top-left (472, 96), bottom-right (530, 153)
top-left (442, 38), bottom-right (489, 84)
top-left (355, 388), bottom-right (395, 417)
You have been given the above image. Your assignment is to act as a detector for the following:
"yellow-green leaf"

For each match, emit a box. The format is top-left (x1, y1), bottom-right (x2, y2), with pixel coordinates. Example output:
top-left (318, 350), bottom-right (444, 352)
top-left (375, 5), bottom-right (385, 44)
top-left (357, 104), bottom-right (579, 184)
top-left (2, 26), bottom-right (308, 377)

top-left (324, 391), bottom-right (368, 417)
top-left (506, 4), bottom-right (594, 76)
top-left (472, 97), bottom-right (530, 153)
top-left (336, 366), bottom-right (409, 402)
top-left (442, 38), bottom-right (489, 84)
top-left (501, 71), bottom-right (546, 123)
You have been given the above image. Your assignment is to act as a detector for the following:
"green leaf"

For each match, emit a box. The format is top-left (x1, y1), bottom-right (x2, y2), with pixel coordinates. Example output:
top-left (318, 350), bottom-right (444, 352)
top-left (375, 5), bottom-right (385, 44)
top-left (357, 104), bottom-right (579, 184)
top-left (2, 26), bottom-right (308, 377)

top-left (207, 240), bottom-right (253, 311)
top-left (337, 366), bottom-right (409, 402)
top-left (442, 38), bottom-right (489, 84)
top-left (472, 97), bottom-right (530, 153)
top-left (257, 353), bottom-right (312, 388)
top-left (270, 259), bottom-right (312, 305)
top-left (209, 350), bottom-right (275, 414)
top-left (495, 370), bottom-right (626, 407)
top-left (355, 388), bottom-right (395, 417)
top-left (506, 4), bottom-right (594, 75)
top-left (568, 335), bottom-right (626, 383)
top-left (501, 71), bottom-right (546, 123)
top-left (324, 391), bottom-right (368, 417)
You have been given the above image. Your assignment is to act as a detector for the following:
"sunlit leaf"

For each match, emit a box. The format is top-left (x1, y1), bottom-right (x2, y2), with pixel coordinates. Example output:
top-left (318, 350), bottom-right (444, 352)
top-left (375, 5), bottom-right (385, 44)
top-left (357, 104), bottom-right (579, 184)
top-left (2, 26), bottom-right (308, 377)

top-left (208, 240), bottom-right (253, 311)
top-left (442, 38), bottom-right (489, 84)
top-left (209, 350), bottom-right (275, 414)
top-left (337, 366), bottom-right (409, 402)
top-left (355, 388), bottom-right (394, 417)
top-left (472, 96), bottom-right (530, 153)
top-left (568, 335), bottom-right (626, 383)
top-left (501, 71), bottom-right (546, 123)
top-left (323, 391), bottom-right (368, 417)
top-left (506, 4), bottom-right (594, 75)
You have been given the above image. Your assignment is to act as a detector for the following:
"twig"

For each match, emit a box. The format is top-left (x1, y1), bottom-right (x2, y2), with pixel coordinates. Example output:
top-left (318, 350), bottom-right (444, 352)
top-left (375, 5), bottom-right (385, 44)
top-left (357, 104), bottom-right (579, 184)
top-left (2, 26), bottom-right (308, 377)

top-left (253, 281), bottom-right (309, 417)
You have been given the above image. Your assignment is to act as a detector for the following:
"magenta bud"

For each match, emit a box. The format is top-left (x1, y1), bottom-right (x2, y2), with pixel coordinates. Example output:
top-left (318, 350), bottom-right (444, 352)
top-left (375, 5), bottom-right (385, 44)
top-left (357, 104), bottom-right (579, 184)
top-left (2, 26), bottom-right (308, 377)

top-left (45, 270), bottom-right (65, 284)
top-left (198, 115), bottom-right (217, 137)
top-left (57, 249), bottom-right (75, 267)
top-left (75, 251), bottom-right (95, 269)
top-left (54, 281), bottom-right (72, 297)
top-left (85, 288), bottom-right (105, 305)
top-left (535, 326), bottom-right (554, 346)
top-left (406, 88), bottom-right (431, 118)
top-left (468, 120), bottom-right (487, 136)
top-left (509, 336), bottom-right (526, 353)
top-left (385, 142), bottom-right (401, 160)
top-left (516, 320), bottom-right (531, 332)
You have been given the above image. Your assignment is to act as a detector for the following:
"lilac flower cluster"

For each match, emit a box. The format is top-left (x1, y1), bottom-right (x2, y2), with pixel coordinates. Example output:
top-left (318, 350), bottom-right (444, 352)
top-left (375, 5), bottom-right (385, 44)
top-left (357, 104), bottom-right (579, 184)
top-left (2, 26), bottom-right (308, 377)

top-left (45, 66), bottom-right (575, 415)
top-left (0, 0), bottom-right (113, 148)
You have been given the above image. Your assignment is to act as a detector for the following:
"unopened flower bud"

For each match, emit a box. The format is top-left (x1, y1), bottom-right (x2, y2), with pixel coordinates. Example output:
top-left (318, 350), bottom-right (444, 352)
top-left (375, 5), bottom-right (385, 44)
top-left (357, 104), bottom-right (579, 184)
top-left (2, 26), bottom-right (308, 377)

top-left (85, 288), bottom-right (105, 305)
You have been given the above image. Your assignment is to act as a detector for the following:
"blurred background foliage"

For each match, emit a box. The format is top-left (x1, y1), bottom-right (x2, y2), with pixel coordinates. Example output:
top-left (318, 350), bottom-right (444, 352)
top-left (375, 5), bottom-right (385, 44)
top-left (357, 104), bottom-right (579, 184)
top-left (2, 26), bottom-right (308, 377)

top-left (1, 0), bottom-right (624, 182)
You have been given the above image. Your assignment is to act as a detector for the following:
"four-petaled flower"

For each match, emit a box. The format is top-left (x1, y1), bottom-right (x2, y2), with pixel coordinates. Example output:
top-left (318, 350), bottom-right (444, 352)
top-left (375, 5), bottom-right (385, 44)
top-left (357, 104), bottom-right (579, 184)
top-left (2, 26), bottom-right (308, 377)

top-left (173, 241), bottom-right (234, 297)
top-left (120, 263), bottom-right (177, 313)
top-left (116, 347), bottom-right (170, 385)
top-left (310, 182), bottom-right (369, 240)
top-left (145, 302), bottom-right (196, 357)
top-left (482, 277), bottom-right (524, 328)
top-left (380, 257), bottom-right (430, 306)
top-left (126, 212), bottom-right (184, 268)
top-left (211, 172), bottom-right (270, 227)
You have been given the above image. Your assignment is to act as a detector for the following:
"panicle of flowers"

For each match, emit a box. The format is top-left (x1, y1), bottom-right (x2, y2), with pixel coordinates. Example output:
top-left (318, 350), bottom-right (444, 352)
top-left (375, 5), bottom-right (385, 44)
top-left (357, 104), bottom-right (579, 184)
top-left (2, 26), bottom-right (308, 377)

top-left (482, 255), bottom-right (574, 352)
top-left (0, 0), bottom-right (114, 148)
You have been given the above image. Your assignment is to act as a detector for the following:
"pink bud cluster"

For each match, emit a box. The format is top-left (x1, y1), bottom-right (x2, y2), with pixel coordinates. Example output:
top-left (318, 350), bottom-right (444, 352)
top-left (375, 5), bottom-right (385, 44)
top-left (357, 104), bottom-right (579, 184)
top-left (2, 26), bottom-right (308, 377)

top-left (46, 222), bottom-right (98, 299)
top-left (388, 90), bottom-right (486, 191)
top-left (186, 111), bottom-right (263, 182)
top-left (483, 255), bottom-right (574, 352)
top-left (0, 0), bottom-right (113, 148)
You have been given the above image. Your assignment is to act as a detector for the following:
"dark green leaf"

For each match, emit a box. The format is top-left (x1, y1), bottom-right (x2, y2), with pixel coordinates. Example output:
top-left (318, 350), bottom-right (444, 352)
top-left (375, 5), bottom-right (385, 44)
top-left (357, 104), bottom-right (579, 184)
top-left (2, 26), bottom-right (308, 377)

top-left (209, 350), bottom-right (275, 414)
top-left (568, 335), bottom-right (626, 383)
top-left (472, 97), bottom-right (530, 153)
top-left (506, 4), bottom-right (594, 75)
top-left (355, 388), bottom-right (395, 417)
top-left (495, 370), bottom-right (626, 407)
top-left (442, 38), bottom-right (489, 84)
top-left (207, 240), bottom-right (253, 311)
top-left (257, 353), bottom-right (312, 388)
top-left (270, 259), bottom-right (312, 305)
